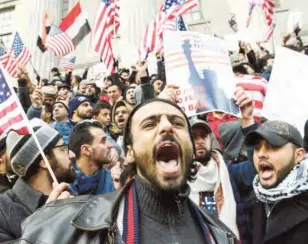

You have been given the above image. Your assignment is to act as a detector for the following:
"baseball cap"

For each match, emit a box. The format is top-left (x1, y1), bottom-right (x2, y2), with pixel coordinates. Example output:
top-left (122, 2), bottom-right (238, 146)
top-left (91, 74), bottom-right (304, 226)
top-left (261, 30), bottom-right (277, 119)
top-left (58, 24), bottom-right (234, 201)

top-left (245, 120), bottom-right (303, 148)
top-left (189, 117), bottom-right (212, 134)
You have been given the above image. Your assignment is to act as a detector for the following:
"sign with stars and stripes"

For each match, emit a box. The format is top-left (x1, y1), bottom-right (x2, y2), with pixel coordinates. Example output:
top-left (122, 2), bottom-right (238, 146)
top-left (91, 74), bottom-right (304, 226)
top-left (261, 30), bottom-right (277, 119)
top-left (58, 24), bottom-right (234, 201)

top-left (164, 30), bottom-right (239, 118)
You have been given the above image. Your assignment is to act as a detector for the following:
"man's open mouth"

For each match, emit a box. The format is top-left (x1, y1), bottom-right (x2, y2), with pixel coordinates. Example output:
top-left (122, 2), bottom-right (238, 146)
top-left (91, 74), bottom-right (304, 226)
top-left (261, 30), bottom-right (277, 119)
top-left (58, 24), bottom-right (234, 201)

top-left (155, 141), bottom-right (180, 175)
top-left (258, 162), bottom-right (274, 180)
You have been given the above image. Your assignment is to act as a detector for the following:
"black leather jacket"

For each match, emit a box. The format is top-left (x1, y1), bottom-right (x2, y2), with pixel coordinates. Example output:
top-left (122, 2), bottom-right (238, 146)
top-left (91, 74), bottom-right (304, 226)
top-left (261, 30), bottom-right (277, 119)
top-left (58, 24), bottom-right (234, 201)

top-left (15, 184), bottom-right (238, 244)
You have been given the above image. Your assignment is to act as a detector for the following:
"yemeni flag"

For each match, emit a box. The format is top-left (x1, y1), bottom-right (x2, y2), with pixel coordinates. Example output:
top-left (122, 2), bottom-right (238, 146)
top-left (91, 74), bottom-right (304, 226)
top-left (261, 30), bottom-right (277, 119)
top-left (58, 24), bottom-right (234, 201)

top-left (59, 2), bottom-right (91, 47)
top-left (37, 12), bottom-right (51, 53)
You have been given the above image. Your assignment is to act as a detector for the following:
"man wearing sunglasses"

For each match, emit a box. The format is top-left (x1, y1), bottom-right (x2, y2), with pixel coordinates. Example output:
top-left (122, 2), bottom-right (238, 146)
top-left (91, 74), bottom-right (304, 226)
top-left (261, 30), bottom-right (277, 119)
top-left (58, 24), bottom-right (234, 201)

top-left (0, 120), bottom-right (76, 243)
top-left (69, 119), bottom-right (114, 196)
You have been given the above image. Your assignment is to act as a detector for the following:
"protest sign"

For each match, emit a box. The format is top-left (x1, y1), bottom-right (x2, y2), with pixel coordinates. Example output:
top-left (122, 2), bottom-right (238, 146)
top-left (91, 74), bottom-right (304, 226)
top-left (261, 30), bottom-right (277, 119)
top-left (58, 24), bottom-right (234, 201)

top-left (262, 46), bottom-right (308, 135)
top-left (163, 30), bottom-right (239, 118)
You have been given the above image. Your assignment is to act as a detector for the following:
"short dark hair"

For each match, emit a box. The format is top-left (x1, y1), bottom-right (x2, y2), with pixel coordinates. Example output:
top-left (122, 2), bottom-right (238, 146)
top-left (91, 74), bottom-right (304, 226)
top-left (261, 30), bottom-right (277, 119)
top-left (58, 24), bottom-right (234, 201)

top-left (69, 120), bottom-right (103, 159)
top-left (51, 67), bottom-right (59, 73)
top-left (74, 75), bottom-right (82, 84)
top-left (107, 83), bottom-right (122, 92)
top-left (42, 103), bottom-right (54, 113)
top-left (92, 101), bottom-right (112, 117)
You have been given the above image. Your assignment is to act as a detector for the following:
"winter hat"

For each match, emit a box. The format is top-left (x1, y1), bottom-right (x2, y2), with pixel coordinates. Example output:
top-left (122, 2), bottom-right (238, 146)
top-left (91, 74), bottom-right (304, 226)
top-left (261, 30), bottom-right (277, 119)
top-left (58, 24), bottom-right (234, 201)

top-left (6, 119), bottom-right (62, 176)
top-left (54, 100), bottom-right (69, 113)
top-left (112, 100), bottom-right (133, 127)
top-left (69, 96), bottom-right (90, 118)
top-left (57, 83), bottom-right (71, 91)
top-left (124, 85), bottom-right (136, 99)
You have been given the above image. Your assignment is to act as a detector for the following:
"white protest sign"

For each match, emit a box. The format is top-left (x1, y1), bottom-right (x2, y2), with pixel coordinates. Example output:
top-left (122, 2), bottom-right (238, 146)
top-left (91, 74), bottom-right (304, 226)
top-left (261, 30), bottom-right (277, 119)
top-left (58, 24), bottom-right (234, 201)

top-left (262, 46), bottom-right (308, 135)
top-left (163, 30), bottom-right (239, 118)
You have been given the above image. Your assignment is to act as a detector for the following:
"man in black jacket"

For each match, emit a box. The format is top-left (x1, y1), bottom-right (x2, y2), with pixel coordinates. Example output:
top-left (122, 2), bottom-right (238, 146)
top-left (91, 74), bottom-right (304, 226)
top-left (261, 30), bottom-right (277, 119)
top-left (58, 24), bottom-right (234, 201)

top-left (17, 99), bottom-right (238, 244)
top-left (245, 121), bottom-right (308, 244)
top-left (0, 121), bottom-right (76, 243)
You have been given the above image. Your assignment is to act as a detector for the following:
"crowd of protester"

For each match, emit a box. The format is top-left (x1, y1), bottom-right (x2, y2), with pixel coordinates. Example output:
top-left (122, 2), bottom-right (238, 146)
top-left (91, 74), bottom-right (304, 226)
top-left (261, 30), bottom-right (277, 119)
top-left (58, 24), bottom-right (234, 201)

top-left (0, 30), bottom-right (308, 244)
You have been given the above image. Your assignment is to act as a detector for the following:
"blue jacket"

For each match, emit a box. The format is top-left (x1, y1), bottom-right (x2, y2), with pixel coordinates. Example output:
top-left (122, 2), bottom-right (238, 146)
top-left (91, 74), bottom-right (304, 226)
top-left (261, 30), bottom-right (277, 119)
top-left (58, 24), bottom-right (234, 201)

top-left (50, 121), bottom-right (74, 144)
top-left (70, 164), bottom-right (114, 196)
top-left (26, 105), bottom-right (42, 120)
top-left (226, 122), bottom-right (258, 244)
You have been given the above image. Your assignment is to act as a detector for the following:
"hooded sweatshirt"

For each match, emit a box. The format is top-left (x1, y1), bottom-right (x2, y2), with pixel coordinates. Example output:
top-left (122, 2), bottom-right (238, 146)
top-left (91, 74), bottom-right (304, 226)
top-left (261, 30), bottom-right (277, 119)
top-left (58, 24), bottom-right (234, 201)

top-left (112, 101), bottom-right (133, 155)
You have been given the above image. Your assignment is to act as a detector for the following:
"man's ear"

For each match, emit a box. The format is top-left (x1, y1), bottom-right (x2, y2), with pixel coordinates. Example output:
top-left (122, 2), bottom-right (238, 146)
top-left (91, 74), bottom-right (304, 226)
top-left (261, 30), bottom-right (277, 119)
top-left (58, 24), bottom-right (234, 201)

top-left (81, 145), bottom-right (91, 156)
top-left (295, 148), bottom-right (306, 163)
top-left (126, 145), bottom-right (135, 160)
top-left (39, 158), bottom-right (48, 169)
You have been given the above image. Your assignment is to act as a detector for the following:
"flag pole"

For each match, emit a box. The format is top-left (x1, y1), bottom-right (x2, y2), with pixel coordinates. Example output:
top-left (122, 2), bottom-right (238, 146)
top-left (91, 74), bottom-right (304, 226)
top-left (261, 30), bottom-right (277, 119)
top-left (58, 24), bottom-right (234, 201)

top-left (0, 64), bottom-right (59, 185)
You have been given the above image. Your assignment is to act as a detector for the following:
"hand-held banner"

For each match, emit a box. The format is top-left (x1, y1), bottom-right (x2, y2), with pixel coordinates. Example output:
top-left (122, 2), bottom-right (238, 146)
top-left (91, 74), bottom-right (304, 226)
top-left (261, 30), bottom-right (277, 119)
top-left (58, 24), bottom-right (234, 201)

top-left (163, 30), bottom-right (239, 118)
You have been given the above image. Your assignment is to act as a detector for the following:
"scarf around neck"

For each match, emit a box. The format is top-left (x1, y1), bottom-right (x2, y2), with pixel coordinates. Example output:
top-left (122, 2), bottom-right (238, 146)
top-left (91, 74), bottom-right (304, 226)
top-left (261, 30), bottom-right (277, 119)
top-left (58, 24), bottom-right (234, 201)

top-left (70, 163), bottom-right (102, 195)
top-left (189, 150), bottom-right (239, 239)
top-left (254, 156), bottom-right (308, 204)
top-left (116, 180), bottom-right (215, 244)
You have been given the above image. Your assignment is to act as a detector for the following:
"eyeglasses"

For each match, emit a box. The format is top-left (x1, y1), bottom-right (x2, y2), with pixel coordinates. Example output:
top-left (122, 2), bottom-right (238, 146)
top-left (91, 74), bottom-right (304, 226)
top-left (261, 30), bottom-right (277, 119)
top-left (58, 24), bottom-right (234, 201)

top-left (52, 144), bottom-right (69, 154)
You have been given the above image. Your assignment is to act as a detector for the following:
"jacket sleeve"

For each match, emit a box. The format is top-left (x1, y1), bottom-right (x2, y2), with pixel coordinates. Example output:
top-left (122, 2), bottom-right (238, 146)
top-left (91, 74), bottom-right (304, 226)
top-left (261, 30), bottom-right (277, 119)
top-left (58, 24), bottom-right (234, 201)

top-left (64, 72), bottom-right (72, 86)
top-left (26, 105), bottom-right (42, 120)
top-left (134, 76), bottom-right (155, 105)
top-left (228, 122), bottom-right (258, 188)
top-left (0, 209), bottom-right (14, 243)
top-left (17, 79), bottom-right (31, 113)
top-left (82, 68), bottom-right (88, 80)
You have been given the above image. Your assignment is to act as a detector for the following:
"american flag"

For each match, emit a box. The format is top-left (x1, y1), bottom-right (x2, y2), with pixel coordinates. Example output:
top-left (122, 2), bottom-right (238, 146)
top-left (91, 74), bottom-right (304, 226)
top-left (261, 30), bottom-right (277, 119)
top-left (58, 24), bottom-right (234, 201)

top-left (91, 0), bottom-right (120, 74)
top-left (258, 23), bottom-right (275, 44)
top-left (139, 0), bottom-right (197, 57)
top-left (162, 0), bottom-right (188, 31)
top-left (262, 0), bottom-right (275, 27)
top-left (59, 56), bottom-right (76, 71)
top-left (246, 0), bottom-right (256, 27)
top-left (45, 25), bottom-right (75, 56)
top-left (236, 74), bottom-right (268, 120)
top-left (0, 46), bottom-right (10, 68)
top-left (0, 67), bottom-right (29, 135)
top-left (6, 33), bottom-right (32, 77)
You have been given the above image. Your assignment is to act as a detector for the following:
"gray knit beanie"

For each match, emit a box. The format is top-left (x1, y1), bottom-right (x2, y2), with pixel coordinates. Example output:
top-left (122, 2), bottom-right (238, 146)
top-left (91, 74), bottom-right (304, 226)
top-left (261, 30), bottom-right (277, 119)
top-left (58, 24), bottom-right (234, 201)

top-left (6, 120), bottom-right (62, 176)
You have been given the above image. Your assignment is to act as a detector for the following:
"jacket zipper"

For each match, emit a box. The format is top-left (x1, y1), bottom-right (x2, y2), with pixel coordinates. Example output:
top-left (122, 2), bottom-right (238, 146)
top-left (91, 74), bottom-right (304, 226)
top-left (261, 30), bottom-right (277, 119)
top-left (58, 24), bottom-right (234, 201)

top-left (107, 226), bottom-right (116, 244)
top-left (227, 232), bottom-right (235, 244)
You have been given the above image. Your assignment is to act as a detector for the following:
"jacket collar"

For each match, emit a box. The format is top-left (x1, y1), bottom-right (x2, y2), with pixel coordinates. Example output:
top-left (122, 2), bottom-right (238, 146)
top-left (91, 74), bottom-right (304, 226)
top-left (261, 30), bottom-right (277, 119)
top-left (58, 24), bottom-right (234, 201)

top-left (71, 183), bottom-right (127, 231)
top-left (12, 177), bottom-right (46, 213)
top-left (71, 181), bottom-right (238, 242)
top-left (264, 192), bottom-right (308, 241)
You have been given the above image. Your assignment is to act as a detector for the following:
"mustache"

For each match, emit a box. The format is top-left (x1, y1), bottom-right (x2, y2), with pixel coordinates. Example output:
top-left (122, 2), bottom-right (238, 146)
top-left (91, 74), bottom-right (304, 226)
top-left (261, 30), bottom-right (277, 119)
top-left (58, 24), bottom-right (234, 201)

top-left (153, 134), bottom-right (182, 157)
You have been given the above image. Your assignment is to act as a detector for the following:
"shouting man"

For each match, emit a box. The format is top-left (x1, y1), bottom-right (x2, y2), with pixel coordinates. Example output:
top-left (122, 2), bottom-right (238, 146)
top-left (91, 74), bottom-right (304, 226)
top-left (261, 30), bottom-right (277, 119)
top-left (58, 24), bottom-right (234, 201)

top-left (246, 121), bottom-right (308, 244)
top-left (18, 99), bottom-right (237, 243)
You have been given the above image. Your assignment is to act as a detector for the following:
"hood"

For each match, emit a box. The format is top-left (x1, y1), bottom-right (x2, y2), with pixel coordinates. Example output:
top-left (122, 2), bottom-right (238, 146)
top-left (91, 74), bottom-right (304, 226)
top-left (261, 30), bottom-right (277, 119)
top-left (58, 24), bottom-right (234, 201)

top-left (112, 100), bottom-right (133, 129)
top-left (218, 121), bottom-right (245, 160)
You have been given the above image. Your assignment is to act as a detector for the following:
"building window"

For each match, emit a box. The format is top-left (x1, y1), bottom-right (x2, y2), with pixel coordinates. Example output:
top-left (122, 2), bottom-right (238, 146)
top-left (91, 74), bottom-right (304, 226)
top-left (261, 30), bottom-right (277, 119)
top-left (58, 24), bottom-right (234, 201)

top-left (0, 7), bottom-right (14, 48)
top-left (182, 3), bottom-right (203, 24)
top-left (274, 0), bottom-right (281, 8)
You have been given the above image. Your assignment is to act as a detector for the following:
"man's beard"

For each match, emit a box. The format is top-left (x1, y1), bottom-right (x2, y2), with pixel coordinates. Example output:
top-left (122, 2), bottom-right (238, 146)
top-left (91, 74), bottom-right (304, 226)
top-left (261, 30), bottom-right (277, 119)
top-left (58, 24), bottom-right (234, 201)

top-left (134, 135), bottom-right (191, 193)
top-left (77, 111), bottom-right (92, 120)
top-left (195, 146), bottom-right (212, 166)
top-left (262, 154), bottom-right (296, 189)
top-left (52, 161), bottom-right (76, 184)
